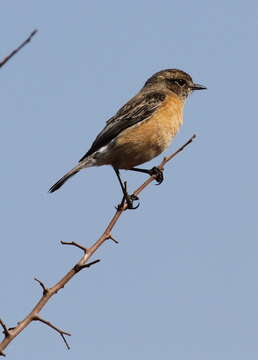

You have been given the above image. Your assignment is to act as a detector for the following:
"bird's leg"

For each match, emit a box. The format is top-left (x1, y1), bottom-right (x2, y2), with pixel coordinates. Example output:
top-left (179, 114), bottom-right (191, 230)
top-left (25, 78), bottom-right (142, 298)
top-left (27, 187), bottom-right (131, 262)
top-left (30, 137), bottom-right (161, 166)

top-left (113, 168), bottom-right (139, 209)
top-left (129, 166), bottom-right (164, 185)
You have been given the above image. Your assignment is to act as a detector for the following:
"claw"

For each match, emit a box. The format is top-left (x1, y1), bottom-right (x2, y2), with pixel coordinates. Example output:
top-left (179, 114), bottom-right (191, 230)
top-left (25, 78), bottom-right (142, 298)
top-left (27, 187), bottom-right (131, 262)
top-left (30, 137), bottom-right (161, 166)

top-left (150, 167), bottom-right (164, 185)
top-left (126, 194), bottom-right (140, 209)
top-left (130, 194), bottom-right (139, 201)
top-left (116, 194), bottom-right (140, 210)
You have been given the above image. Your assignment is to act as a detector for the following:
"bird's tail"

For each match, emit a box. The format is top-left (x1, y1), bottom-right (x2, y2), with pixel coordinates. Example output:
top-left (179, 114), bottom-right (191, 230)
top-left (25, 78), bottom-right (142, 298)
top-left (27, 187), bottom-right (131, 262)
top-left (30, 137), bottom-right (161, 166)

top-left (48, 159), bottom-right (94, 193)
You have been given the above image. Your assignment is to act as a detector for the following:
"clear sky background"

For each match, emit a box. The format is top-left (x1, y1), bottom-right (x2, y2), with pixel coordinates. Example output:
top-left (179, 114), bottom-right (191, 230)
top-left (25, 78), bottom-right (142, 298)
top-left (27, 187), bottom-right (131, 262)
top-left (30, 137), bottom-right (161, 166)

top-left (0, 1), bottom-right (257, 359)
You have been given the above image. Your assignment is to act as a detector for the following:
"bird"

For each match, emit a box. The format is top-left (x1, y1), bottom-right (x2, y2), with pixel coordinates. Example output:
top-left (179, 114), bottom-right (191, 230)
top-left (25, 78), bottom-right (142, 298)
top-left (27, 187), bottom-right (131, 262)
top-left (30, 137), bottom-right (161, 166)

top-left (49, 69), bottom-right (206, 208)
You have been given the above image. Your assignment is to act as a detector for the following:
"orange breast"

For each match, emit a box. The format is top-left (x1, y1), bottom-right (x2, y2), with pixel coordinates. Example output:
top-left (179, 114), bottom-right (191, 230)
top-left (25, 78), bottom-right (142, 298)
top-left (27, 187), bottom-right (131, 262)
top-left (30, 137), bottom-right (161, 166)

top-left (107, 94), bottom-right (184, 169)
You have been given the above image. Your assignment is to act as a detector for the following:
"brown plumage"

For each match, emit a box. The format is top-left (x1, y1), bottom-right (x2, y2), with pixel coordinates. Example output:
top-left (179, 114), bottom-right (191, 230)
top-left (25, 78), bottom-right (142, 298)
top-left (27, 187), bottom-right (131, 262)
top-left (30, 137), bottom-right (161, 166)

top-left (49, 69), bottom-right (206, 194)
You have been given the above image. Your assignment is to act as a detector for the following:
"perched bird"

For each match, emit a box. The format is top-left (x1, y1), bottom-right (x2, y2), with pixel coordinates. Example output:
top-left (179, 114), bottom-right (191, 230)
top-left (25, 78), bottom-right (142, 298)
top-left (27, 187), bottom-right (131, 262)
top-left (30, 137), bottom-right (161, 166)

top-left (49, 69), bottom-right (206, 208)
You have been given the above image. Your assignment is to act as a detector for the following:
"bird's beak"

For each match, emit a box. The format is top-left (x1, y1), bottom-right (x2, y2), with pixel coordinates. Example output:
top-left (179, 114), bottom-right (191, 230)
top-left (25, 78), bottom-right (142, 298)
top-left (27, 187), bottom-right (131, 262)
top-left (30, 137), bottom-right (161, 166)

top-left (191, 83), bottom-right (207, 90)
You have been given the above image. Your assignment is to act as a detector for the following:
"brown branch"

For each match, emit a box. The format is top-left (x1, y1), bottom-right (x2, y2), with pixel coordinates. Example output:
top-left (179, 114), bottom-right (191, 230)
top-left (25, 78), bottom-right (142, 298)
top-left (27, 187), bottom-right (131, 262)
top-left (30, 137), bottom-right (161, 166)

top-left (33, 316), bottom-right (71, 350)
top-left (0, 135), bottom-right (196, 355)
top-left (0, 29), bottom-right (38, 68)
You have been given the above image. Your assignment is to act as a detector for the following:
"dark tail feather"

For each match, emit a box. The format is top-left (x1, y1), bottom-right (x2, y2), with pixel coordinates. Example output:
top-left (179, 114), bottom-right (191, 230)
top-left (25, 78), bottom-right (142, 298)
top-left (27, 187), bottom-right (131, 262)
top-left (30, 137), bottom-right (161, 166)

top-left (49, 168), bottom-right (79, 193)
top-left (49, 157), bottom-right (94, 193)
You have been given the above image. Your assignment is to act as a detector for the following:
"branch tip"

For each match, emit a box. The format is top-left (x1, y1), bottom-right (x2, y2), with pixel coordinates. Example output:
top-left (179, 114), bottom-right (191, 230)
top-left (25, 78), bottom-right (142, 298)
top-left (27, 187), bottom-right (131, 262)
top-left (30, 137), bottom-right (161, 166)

top-left (29, 29), bottom-right (38, 38)
top-left (160, 134), bottom-right (197, 167)
top-left (0, 29), bottom-right (38, 68)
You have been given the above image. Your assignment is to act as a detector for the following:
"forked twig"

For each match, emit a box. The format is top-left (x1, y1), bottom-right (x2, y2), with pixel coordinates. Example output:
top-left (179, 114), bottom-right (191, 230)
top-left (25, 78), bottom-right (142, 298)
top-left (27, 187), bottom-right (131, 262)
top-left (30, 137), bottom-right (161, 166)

top-left (34, 316), bottom-right (71, 350)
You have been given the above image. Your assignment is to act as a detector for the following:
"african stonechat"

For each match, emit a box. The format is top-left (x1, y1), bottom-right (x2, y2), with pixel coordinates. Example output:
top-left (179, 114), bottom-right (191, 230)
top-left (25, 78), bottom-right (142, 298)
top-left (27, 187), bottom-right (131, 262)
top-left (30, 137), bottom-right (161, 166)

top-left (49, 69), bottom-right (206, 208)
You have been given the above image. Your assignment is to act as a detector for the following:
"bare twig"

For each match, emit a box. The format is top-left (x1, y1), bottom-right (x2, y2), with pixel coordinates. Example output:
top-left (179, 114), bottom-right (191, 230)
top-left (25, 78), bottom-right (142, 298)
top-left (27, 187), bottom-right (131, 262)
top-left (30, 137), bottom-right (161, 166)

top-left (61, 240), bottom-right (88, 253)
top-left (0, 29), bottom-right (38, 68)
top-left (0, 135), bottom-right (196, 355)
top-left (133, 134), bottom-right (196, 198)
top-left (161, 134), bottom-right (196, 165)
top-left (33, 316), bottom-right (71, 350)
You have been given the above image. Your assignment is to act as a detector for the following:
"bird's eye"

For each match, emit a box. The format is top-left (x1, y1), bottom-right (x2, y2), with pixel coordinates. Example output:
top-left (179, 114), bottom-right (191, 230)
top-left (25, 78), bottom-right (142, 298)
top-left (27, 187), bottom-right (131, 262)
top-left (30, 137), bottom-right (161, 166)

top-left (175, 79), bottom-right (186, 87)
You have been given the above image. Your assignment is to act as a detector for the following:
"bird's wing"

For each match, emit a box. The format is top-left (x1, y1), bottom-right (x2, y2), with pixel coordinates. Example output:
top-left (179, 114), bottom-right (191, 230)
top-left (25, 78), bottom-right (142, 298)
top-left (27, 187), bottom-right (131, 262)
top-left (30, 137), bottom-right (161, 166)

top-left (79, 91), bottom-right (166, 161)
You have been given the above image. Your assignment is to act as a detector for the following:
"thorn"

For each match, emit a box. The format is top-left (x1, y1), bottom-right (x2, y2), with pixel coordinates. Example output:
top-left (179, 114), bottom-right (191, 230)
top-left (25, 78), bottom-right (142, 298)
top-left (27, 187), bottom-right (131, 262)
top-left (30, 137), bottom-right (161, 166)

top-left (0, 319), bottom-right (10, 338)
top-left (0, 349), bottom-right (6, 357)
top-left (79, 259), bottom-right (101, 270)
top-left (34, 278), bottom-right (48, 295)
top-left (107, 235), bottom-right (119, 244)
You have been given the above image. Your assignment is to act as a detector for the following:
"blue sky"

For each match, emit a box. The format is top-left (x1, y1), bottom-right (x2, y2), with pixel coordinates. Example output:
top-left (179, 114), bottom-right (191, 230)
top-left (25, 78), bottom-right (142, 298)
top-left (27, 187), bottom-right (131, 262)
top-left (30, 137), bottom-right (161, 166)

top-left (0, 1), bottom-right (257, 359)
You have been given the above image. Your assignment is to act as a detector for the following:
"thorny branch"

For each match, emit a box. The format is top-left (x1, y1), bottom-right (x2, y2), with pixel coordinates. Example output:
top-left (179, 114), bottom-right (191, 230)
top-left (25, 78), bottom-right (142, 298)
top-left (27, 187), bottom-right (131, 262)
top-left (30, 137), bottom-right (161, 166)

top-left (0, 29), bottom-right (37, 68)
top-left (0, 134), bottom-right (196, 356)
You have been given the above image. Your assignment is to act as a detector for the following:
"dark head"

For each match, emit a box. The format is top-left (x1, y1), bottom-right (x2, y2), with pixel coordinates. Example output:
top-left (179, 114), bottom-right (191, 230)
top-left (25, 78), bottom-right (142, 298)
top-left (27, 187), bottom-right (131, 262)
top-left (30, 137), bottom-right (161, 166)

top-left (144, 69), bottom-right (206, 99)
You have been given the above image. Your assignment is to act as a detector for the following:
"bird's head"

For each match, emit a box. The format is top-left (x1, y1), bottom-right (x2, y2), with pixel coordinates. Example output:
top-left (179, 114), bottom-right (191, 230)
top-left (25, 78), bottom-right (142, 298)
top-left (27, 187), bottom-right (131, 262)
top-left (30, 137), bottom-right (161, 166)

top-left (144, 69), bottom-right (207, 99)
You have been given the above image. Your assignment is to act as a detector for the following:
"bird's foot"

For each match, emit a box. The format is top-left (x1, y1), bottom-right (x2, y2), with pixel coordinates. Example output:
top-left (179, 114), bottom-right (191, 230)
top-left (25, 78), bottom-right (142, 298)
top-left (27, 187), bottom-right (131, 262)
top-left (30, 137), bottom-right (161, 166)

top-left (127, 194), bottom-right (140, 209)
top-left (116, 193), bottom-right (140, 210)
top-left (150, 166), bottom-right (164, 185)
